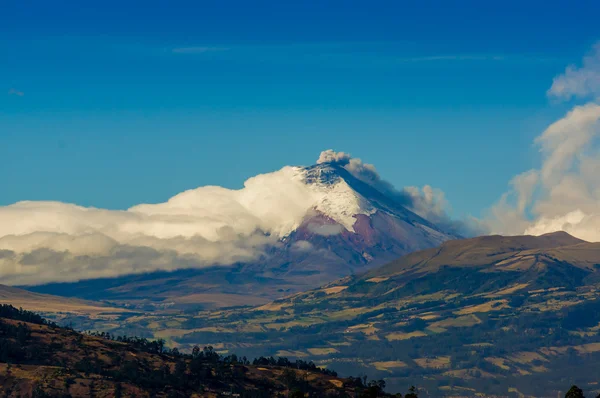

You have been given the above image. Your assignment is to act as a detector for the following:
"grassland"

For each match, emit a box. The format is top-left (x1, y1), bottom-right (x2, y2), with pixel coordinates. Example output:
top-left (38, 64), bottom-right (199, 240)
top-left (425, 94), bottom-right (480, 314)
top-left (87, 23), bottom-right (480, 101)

top-left (13, 233), bottom-right (600, 396)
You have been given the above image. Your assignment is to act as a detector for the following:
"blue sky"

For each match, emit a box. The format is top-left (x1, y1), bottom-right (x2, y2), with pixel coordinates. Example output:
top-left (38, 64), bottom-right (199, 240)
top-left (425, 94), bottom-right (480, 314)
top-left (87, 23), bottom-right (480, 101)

top-left (2, 0), bottom-right (599, 218)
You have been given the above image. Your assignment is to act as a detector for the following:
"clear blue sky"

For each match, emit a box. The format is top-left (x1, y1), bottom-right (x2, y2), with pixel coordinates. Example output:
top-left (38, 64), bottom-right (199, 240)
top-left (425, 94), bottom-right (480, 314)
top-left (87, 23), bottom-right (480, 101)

top-left (2, 0), bottom-right (599, 218)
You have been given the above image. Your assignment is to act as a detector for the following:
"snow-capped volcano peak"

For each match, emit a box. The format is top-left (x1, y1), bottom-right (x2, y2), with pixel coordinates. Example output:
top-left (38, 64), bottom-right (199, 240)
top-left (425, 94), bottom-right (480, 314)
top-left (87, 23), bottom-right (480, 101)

top-left (296, 163), bottom-right (377, 233)
top-left (302, 162), bottom-right (346, 185)
top-left (260, 157), bottom-right (459, 279)
top-left (0, 150), bottom-right (458, 285)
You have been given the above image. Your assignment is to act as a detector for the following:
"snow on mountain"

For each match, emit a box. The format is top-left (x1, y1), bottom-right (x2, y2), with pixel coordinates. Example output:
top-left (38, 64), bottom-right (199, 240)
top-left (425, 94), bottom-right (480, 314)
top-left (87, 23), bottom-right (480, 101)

top-left (242, 161), bottom-right (461, 282)
top-left (300, 164), bottom-right (377, 233)
top-left (0, 151), bottom-right (459, 285)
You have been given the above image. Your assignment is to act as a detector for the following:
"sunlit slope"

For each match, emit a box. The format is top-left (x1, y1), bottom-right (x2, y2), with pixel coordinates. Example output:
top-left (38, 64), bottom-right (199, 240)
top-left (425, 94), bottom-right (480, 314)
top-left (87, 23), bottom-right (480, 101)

top-left (156, 232), bottom-right (600, 396)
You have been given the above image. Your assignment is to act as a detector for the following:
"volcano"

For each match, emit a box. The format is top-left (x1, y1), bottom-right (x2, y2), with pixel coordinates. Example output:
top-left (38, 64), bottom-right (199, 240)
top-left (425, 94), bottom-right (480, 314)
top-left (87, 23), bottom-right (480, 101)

top-left (244, 162), bottom-right (459, 283)
top-left (20, 154), bottom-right (460, 309)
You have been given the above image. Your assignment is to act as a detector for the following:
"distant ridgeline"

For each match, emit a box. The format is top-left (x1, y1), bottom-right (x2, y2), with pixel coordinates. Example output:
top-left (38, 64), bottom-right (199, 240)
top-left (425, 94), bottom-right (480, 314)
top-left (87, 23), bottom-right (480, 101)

top-left (6, 232), bottom-right (600, 396)
top-left (137, 232), bottom-right (600, 397)
top-left (0, 304), bottom-right (593, 397)
top-left (0, 304), bottom-right (417, 397)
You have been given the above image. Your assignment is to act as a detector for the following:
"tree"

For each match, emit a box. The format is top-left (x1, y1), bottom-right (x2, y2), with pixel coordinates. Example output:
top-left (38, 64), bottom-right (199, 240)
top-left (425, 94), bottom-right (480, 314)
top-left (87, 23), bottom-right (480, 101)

top-left (64, 377), bottom-right (75, 394)
top-left (290, 389), bottom-right (304, 398)
top-left (565, 385), bottom-right (584, 398)
top-left (174, 359), bottom-right (187, 384)
top-left (32, 384), bottom-right (52, 398)
top-left (162, 364), bottom-right (171, 381)
top-left (282, 368), bottom-right (299, 390)
top-left (156, 338), bottom-right (165, 353)
top-left (405, 386), bottom-right (418, 398)
top-left (192, 345), bottom-right (200, 359)
top-left (114, 383), bottom-right (123, 398)
top-left (88, 380), bottom-right (95, 398)
top-left (16, 323), bottom-right (30, 345)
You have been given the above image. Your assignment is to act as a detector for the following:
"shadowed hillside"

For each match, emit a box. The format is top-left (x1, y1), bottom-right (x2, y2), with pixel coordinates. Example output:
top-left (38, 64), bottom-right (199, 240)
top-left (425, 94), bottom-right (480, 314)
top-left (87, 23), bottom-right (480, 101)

top-left (7, 233), bottom-right (600, 396)
top-left (20, 161), bottom-right (459, 311)
top-left (0, 304), bottom-right (407, 397)
top-left (121, 232), bottom-right (600, 397)
top-left (0, 285), bottom-right (129, 316)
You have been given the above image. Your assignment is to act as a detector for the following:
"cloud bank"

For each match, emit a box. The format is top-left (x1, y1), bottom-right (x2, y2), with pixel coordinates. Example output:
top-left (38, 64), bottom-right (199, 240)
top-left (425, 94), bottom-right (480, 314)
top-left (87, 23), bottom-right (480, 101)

top-left (0, 158), bottom-right (463, 285)
top-left (488, 42), bottom-right (600, 242)
top-left (0, 167), bottom-right (327, 285)
top-left (6, 44), bottom-right (600, 286)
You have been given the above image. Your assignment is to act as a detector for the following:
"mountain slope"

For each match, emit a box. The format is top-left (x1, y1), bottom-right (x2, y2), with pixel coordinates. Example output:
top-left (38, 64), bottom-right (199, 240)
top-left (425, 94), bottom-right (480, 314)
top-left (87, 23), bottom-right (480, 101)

top-left (135, 232), bottom-right (600, 397)
top-left (0, 305), bottom-right (400, 397)
top-left (368, 231), bottom-right (587, 278)
top-left (25, 161), bottom-right (458, 309)
top-left (240, 163), bottom-right (458, 285)
top-left (0, 284), bottom-right (128, 317)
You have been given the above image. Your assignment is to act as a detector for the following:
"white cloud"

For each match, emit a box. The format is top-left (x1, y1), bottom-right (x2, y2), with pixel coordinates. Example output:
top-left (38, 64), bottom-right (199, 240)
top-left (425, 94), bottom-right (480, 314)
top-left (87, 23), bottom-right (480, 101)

top-left (548, 43), bottom-right (600, 100)
top-left (171, 47), bottom-right (229, 54)
top-left (488, 42), bottom-right (600, 242)
top-left (307, 223), bottom-right (344, 236)
top-left (1, 149), bottom-right (470, 285)
top-left (8, 88), bottom-right (24, 97)
top-left (399, 55), bottom-right (505, 62)
top-left (536, 103), bottom-right (600, 186)
top-left (403, 185), bottom-right (485, 237)
top-left (403, 185), bottom-right (449, 222)
top-left (291, 240), bottom-right (314, 252)
top-left (488, 103), bottom-right (600, 240)
top-left (0, 167), bottom-right (326, 285)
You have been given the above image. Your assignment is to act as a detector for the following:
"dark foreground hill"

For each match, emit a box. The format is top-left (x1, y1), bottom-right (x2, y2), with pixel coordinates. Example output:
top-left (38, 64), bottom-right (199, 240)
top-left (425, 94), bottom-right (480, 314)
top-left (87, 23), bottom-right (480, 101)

top-left (0, 305), bottom-right (404, 398)
top-left (133, 232), bottom-right (600, 397)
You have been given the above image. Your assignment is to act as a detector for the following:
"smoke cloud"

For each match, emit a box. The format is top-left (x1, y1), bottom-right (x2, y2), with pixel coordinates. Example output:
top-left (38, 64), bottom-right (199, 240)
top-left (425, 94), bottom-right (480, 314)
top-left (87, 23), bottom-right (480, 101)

top-left (317, 149), bottom-right (397, 195)
top-left (12, 43), bottom-right (600, 284)
top-left (0, 157), bottom-right (464, 285)
top-left (317, 149), bottom-right (477, 237)
top-left (1, 150), bottom-right (468, 285)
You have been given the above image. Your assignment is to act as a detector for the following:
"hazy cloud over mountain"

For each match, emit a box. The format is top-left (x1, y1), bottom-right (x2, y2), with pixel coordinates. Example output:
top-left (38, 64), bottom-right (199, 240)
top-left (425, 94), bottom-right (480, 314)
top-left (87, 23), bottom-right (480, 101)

top-left (0, 154), bottom-right (461, 285)
top-left (4, 44), bottom-right (600, 285)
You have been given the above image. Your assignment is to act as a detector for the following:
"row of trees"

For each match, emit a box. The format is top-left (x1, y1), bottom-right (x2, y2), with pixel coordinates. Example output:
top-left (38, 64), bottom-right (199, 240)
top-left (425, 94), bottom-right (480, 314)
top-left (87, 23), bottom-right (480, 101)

top-left (0, 304), bottom-right (56, 327)
top-left (86, 329), bottom-right (339, 377)
top-left (0, 305), bottom-right (398, 397)
top-left (344, 377), bottom-right (418, 398)
top-left (565, 385), bottom-right (600, 398)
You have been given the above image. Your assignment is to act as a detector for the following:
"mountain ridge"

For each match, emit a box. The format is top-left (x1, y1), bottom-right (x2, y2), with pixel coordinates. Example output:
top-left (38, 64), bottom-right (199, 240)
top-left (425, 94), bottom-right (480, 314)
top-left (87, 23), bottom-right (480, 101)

top-left (0, 284), bottom-right (129, 316)
top-left (0, 304), bottom-right (403, 398)
top-left (135, 232), bottom-right (600, 397)
top-left (22, 161), bottom-right (459, 310)
top-left (364, 231), bottom-right (589, 279)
